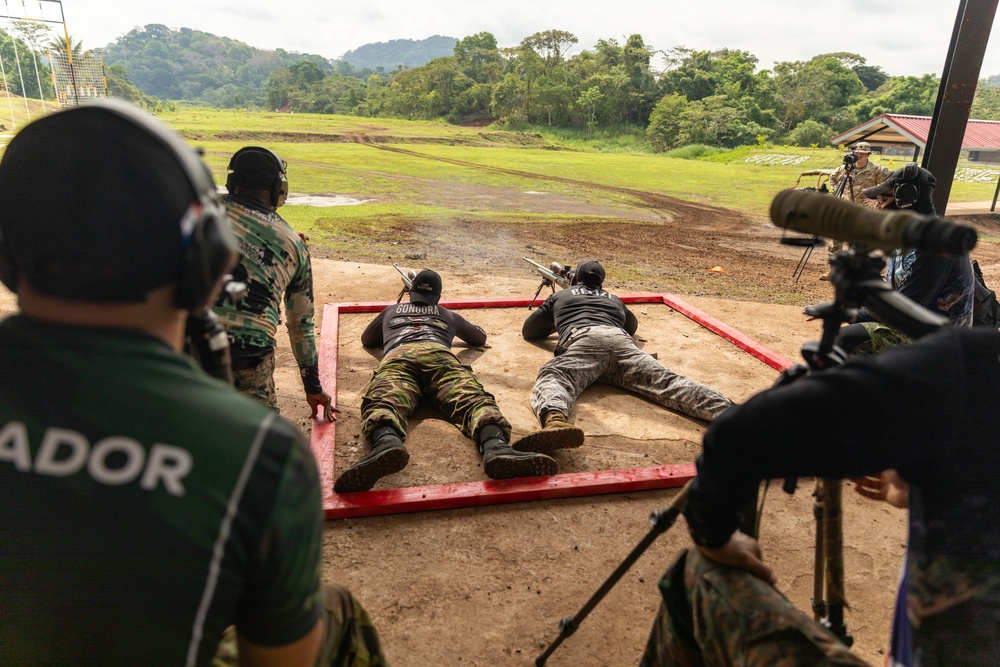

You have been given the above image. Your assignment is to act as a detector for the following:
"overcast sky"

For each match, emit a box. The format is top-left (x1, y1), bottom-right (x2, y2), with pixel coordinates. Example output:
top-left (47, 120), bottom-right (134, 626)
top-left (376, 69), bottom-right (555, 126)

top-left (14, 0), bottom-right (1000, 78)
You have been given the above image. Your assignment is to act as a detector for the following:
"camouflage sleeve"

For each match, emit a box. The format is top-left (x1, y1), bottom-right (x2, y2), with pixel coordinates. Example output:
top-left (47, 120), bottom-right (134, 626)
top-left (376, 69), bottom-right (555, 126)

top-left (283, 237), bottom-right (322, 394)
top-left (829, 165), bottom-right (844, 188)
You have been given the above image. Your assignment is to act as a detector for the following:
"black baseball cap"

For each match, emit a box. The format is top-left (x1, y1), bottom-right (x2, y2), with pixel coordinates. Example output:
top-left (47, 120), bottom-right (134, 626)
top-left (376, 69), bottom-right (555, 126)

top-left (864, 163), bottom-right (923, 197)
top-left (0, 101), bottom-right (207, 301)
top-left (410, 269), bottom-right (442, 304)
top-left (574, 260), bottom-right (605, 288)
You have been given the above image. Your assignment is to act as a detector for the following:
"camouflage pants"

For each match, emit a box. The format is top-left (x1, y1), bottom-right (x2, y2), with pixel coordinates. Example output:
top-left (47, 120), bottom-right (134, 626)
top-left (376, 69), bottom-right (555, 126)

top-left (360, 342), bottom-right (510, 444)
top-left (232, 350), bottom-right (279, 413)
top-left (530, 326), bottom-right (732, 422)
top-left (836, 322), bottom-right (913, 356)
top-left (640, 548), bottom-right (869, 667)
top-left (212, 583), bottom-right (389, 667)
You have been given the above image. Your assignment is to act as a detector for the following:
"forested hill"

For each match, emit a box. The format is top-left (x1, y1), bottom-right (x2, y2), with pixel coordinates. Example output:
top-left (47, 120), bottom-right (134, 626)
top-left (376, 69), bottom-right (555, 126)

top-left (340, 35), bottom-right (458, 70)
top-left (101, 24), bottom-right (334, 107)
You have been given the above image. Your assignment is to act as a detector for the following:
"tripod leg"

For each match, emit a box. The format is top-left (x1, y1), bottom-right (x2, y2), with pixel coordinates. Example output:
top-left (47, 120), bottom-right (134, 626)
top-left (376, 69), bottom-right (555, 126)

top-left (812, 480), bottom-right (827, 621)
top-left (534, 483), bottom-right (690, 666)
top-left (823, 480), bottom-right (852, 645)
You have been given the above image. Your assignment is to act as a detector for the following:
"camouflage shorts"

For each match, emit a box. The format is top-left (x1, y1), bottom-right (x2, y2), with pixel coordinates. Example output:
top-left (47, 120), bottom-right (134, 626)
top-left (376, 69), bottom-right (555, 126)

top-left (839, 322), bottom-right (913, 356)
top-left (232, 350), bottom-right (279, 413)
top-left (360, 342), bottom-right (509, 443)
top-left (640, 548), bottom-right (869, 667)
top-left (211, 583), bottom-right (388, 667)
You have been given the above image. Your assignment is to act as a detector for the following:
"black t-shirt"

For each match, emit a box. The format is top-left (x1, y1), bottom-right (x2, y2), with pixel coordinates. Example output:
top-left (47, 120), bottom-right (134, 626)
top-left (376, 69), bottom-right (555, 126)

top-left (522, 284), bottom-right (638, 351)
top-left (0, 316), bottom-right (323, 666)
top-left (361, 299), bottom-right (487, 352)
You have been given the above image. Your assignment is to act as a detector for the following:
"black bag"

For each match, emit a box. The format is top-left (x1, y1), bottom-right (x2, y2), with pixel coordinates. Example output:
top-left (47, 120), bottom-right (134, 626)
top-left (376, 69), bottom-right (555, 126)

top-left (972, 259), bottom-right (1000, 329)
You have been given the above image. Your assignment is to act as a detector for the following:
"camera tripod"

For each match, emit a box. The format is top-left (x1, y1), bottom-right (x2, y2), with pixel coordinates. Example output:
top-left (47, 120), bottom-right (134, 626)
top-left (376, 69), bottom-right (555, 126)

top-left (792, 158), bottom-right (858, 282)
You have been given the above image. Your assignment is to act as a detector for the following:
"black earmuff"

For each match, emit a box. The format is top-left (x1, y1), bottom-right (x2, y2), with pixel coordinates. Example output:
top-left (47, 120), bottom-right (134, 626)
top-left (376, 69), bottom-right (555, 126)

top-left (0, 228), bottom-right (17, 293)
top-left (225, 146), bottom-right (289, 207)
top-left (95, 102), bottom-right (236, 310)
top-left (893, 163), bottom-right (922, 209)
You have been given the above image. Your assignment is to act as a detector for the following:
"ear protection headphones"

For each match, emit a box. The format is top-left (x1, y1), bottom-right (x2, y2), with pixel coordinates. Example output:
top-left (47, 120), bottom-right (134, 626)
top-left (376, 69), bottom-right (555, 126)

top-left (225, 146), bottom-right (289, 208)
top-left (0, 228), bottom-right (14, 294)
top-left (0, 100), bottom-right (237, 310)
top-left (892, 162), bottom-right (921, 209)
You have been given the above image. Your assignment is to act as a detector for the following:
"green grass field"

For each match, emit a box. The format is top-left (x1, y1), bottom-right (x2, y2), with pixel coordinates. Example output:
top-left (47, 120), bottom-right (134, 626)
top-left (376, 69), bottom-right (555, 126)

top-left (4, 105), bottom-right (998, 245)
top-left (157, 108), bottom-right (1000, 226)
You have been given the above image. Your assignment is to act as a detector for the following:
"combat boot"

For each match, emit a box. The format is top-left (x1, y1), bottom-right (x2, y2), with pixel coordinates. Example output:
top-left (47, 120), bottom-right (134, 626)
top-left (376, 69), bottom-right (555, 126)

top-left (334, 424), bottom-right (409, 494)
top-left (510, 410), bottom-right (585, 455)
top-left (478, 424), bottom-right (558, 480)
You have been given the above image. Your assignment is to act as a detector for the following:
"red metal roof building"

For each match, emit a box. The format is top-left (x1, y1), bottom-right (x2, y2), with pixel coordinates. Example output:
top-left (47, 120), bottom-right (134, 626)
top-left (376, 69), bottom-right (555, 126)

top-left (830, 114), bottom-right (1000, 163)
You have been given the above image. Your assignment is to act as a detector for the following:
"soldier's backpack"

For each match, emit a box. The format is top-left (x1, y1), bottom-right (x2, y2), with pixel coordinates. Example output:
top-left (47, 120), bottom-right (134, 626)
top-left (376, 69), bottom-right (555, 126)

top-left (972, 259), bottom-right (1000, 329)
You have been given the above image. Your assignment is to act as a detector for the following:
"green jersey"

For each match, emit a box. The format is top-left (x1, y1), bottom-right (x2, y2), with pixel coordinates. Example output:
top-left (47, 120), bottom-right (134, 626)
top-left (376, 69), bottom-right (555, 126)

top-left (213, 195), bottom-right (321, 393)
top-left (0, 316), bottom-right (323, 666)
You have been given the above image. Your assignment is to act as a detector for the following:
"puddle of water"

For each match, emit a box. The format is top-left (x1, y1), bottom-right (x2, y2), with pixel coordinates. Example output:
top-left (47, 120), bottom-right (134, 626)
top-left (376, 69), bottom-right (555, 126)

top-left (214, 186), bottom-right (371, 207)
top-left (286, 194), bottom-right (372, 206)
top-left (524, 191), bottom-right (547, 195)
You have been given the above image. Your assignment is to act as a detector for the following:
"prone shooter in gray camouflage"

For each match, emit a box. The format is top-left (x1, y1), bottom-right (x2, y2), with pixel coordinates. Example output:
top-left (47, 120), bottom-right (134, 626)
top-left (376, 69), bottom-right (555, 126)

top-left (333, 269), bottom-right (559, 494)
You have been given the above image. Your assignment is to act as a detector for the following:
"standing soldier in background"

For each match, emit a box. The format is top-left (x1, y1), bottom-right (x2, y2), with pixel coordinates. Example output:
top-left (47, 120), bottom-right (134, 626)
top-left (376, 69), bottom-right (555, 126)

top-left (213, 146), bottom-right (335, 420)
top-left (823, 141), bottom-right (892, 277)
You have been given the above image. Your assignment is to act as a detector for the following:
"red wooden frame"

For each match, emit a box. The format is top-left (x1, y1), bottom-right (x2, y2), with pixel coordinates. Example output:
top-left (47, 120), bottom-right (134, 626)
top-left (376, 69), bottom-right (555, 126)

top-left (313, 294), bottom-right (794, 519)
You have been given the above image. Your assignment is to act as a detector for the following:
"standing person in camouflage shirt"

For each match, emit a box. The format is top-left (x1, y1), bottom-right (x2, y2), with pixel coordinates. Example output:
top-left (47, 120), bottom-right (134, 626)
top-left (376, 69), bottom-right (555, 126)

top-left (823, 141), bottom-right (893, 274)
top-left (640, 326), bottom-right (1000, 667)
top-left (213, 146), bottom-right (335, 420)
top-left (516, 260), bottom-right (732, 459)
top-left (0, 102), bottom-right (386, 667)
top-left (334, 270), bottom-right (558, 493)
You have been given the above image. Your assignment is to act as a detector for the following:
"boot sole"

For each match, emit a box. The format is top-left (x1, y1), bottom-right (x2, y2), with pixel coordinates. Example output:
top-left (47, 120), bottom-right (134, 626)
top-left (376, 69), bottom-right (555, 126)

top-left (484, 452), bottom-right (558, 480)
top-left (334, 446), bottom-right (410, 494)
top-left (510, 427), bottom-right (585, 455)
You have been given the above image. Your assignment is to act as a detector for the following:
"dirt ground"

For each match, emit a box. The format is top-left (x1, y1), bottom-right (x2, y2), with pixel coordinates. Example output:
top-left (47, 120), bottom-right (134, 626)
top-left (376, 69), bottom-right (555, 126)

top-left (3, 189), bottom-right (998, 666)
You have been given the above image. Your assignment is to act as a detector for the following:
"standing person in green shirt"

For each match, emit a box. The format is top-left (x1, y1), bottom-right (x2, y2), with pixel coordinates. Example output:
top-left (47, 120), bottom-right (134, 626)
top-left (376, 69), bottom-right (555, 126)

top-left (0, 101), bottom-right (385, 667)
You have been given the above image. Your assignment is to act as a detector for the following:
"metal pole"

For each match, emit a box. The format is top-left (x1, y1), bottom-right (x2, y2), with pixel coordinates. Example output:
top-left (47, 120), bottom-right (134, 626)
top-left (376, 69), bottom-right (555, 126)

top-left (922, 0), bottom-right (1000, 213)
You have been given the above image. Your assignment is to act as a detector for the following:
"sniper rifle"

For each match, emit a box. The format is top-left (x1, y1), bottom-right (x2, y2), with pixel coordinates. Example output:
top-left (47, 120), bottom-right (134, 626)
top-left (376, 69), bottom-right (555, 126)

top-left (523, 256), bottom-right (573, 309)
top-left (393, 263), bottom-right (417, 303)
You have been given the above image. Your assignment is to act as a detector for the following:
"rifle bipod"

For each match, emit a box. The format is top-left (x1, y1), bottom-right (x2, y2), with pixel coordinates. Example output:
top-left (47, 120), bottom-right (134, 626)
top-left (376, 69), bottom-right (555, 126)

top-left (534, 482), bottom-right (690, 666)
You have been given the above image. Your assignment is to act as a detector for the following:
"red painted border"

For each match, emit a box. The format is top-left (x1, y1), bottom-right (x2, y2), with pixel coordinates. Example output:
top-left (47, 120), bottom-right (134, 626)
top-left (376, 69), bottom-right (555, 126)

top-left (313, 294), bottom-right (794, 520)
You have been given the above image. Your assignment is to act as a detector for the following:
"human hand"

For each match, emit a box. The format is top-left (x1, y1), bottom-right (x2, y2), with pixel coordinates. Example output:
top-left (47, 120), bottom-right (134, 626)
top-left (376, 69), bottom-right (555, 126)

top-left (851, 469), bottom-right (908, 509)
top-left (697, 532), bottom-right (777, 585)
top-left (306, 391), bottom-right (339, 421)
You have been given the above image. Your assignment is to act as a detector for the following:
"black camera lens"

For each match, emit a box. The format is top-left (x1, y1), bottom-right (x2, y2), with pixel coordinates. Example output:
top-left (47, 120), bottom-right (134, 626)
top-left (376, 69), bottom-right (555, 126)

top-left (843, 153), bottom-right (859, 165)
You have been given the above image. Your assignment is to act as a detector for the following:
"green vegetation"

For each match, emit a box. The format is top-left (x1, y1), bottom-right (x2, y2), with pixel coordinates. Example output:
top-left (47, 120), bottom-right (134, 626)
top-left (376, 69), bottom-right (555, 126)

top-left (101, 25), bottom-right (336, 107)
top-left (340, 36), bottom-right (458, 70)
top-left (162, 108), bottom-right (1000, 231)
top-left (7, 22), bottom-right (1000, 157)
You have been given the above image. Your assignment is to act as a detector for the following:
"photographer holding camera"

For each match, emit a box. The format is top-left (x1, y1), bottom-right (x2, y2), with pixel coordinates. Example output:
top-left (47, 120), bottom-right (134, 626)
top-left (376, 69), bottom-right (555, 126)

top-left (822, 142), bottom-right (892, 275)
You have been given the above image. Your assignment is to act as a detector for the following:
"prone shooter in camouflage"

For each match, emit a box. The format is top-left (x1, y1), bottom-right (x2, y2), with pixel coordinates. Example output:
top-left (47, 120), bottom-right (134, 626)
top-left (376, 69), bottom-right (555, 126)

top-left (212, 146), bottom-right (335, 420)
top-left (333, 270), bottom-right (558, 493)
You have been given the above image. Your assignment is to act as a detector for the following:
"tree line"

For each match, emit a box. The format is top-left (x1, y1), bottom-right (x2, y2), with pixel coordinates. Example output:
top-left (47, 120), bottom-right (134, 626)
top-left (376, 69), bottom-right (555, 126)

top-left (266, 29), bottom-right (1000, 150)
top-left (5, 23), bottom-right (1000, 152)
